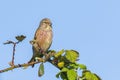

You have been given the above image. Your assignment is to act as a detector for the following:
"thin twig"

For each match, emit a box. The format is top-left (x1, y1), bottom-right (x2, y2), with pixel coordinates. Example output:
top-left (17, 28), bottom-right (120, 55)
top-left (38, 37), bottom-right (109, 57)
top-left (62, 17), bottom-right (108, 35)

top-left (11, 43), bottom-right (15, 66)
top-left (0, 61), bottom-right (39, 73)
top-left (11, 41), bottom-right (20, 66)
top-left (0, 51), bottom-right (56, 73)
top-left (4, 40), bottom-right (20, 66)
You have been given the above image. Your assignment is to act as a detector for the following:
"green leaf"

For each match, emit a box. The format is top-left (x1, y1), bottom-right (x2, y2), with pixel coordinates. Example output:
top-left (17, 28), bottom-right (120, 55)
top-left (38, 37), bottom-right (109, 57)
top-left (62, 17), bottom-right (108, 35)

top-left (67, 69), bottom-right (77, 80)
top-left (93, 73), bottom-right (102, 80)
top-left (56, 67), bottom-right (68, 79)
top-left (38, 63), bottom-right (44, 77)
top-left (79, 64), bottom-right (87, 70)
top-left (61, 67), bottom-right (69, 72)
top-left (56, 72), bottom-right (68, 80)
top-left (15, 35), bottom-right (26, 42)
top-left (69, 63), bottom-right (79, 69)
top-left (61, 72), bottom-right (68, 80)
top-left (65, 50), bottom-right (79, 63)
top-left (69, 63), bottom-right (85, 70)
top-left (56, 72), bottom-right (61, 78)
top-left (54, 49), bottom-right (64, 58)
top-left (83, 71), bottom-right (92, 79)
top-left (82, 70), bottom-right (101, 80)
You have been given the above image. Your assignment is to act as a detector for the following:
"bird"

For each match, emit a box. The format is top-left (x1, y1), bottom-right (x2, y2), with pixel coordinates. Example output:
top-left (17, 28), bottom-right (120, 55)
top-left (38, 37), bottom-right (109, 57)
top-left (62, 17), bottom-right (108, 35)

top-left (28, 18), bottom-right (53, 67)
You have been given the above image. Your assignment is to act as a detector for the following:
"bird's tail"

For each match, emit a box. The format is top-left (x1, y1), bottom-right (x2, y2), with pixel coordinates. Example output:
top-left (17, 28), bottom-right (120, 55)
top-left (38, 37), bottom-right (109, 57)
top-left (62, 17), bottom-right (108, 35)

top-left (28, 57), bottom-right (35, 68)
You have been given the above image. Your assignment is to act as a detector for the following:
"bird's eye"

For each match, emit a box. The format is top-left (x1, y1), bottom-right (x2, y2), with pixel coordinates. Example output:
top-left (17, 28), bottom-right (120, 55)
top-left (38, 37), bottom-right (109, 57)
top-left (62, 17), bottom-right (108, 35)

top-left (43, 22), bottom-right (46, 24)
top-left (50, 23), bottom-right (52, 26)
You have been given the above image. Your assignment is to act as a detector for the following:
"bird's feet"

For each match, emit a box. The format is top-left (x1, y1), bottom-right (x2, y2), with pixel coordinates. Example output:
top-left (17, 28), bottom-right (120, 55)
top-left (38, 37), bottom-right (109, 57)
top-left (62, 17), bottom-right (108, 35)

top-left (29, 39), bottom-right (37, 45)
top-left (35, 57), bottom-right (44, 62)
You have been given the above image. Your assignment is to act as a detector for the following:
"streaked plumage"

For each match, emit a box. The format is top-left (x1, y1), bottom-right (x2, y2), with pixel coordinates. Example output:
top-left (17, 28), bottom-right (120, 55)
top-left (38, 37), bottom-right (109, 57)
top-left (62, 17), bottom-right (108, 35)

top-left (29, 18), bottom-right (53, 67)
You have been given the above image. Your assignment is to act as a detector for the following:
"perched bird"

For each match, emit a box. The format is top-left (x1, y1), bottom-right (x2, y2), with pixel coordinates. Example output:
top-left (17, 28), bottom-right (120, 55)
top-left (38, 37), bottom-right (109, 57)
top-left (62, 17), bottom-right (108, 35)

top-left (29, 18), bottom-right (53, 67)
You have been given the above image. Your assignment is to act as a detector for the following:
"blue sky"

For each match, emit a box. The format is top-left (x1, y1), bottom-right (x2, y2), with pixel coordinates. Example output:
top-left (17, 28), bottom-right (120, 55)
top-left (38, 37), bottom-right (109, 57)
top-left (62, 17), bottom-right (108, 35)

top-left (0, 0), bottom-right (120, 80)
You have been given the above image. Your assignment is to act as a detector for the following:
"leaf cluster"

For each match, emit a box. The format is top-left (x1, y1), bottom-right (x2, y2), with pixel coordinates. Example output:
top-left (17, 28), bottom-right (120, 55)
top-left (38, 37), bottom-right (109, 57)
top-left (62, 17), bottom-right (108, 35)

top-left (51, 50), bottom-right (101, 80)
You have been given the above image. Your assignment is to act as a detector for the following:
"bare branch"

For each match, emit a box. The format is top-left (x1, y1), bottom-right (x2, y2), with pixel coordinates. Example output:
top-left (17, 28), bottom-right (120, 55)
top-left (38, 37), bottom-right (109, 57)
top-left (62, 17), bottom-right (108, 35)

top-left (0, 51), bottom-right (56, 73)
top-left (4, 40), bottom-right (20, 66)
top-left (0, 61), bottom-right (39, 73)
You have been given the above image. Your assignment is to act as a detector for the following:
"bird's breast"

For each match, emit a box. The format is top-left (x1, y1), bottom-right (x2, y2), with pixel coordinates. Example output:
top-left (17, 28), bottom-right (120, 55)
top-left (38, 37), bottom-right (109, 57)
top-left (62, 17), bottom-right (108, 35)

top-left (35, 30), bottom-right (52, 51)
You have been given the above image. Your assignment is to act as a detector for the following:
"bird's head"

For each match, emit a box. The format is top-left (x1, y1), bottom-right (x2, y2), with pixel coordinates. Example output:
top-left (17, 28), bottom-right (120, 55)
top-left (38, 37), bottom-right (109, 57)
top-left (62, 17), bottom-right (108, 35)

top-left (41, 18), bottom-right (52, 26)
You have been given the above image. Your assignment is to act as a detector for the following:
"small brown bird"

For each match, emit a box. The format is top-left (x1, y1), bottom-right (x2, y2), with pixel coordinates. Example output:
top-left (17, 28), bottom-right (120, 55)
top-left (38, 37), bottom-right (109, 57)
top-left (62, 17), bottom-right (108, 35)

top-left (29, 18), bottom-right (53, 67)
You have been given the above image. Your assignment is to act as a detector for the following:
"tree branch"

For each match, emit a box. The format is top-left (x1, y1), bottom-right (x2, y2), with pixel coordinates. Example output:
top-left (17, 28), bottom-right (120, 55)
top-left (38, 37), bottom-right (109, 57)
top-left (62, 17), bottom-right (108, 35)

top-left (0, 61), bottom-right (38, 73)
top-left (4, 40), bottom-right (20, 66)
top-left (0, 51), bottom-right (56, 73)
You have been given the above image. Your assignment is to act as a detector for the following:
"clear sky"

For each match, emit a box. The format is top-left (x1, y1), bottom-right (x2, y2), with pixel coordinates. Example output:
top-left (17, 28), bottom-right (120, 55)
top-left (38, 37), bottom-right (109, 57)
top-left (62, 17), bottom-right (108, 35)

top-left (0, 0), bottom-right (120, 80)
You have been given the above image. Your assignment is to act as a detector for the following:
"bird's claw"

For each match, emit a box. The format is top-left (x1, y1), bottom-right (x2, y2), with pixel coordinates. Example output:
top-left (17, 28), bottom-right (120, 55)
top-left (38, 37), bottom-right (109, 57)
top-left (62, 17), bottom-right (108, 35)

top-left (30, 40), bottom-right (36, 45)
top-left (35, 57), bottom-right (44, 62)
